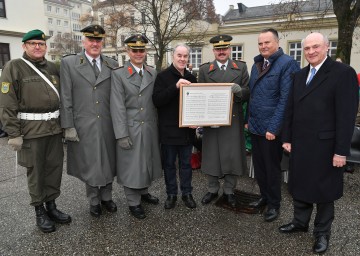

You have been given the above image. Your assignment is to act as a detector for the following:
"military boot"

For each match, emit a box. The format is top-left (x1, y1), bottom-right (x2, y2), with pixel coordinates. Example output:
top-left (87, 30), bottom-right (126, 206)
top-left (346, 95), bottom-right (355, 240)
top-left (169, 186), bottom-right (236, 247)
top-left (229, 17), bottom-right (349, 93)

top-left (35, 205), bottom-right (56, 233)
top-left (45, 200), bottom-right (72, 224)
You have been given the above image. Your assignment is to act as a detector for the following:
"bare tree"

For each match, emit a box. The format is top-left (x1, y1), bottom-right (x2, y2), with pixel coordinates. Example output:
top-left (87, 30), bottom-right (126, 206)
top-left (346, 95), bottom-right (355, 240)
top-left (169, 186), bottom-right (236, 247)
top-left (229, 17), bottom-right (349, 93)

top-left (49, 33), bottom-right (82, 57)
top-left (272, 0), bottom-right (360, 64)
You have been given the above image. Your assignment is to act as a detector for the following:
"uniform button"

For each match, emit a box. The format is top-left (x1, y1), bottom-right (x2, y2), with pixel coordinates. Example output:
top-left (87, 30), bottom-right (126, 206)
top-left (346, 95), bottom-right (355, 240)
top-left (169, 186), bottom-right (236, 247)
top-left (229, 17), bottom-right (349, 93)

top-left (97, 115), bottom-right (100, 118)
top-left (96, 101), bottom-right (99, 104)
top-left (139, 94), bottom-right (142, 97)
top-left (94, 87), bottom-right (97, 90)
top-left (140, 107), bottom-right (144, 111)
top-left (141, 121), bottom-right (144, 124)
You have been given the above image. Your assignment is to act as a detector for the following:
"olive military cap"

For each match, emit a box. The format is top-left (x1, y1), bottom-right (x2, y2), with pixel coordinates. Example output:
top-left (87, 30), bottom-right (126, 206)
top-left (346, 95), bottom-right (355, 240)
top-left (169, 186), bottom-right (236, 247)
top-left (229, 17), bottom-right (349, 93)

top-left (80, 24), bottom-right (106, 38)
top-left (22, 29), bottom-right (46, 42)
top-left (124, 34), bottom-right (148, 49)
top-left (210, 34), bottom-right (233, 49)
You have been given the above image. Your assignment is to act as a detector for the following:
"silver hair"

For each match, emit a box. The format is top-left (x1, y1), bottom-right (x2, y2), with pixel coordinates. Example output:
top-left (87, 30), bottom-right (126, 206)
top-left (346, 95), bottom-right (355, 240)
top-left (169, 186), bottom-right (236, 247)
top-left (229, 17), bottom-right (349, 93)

top-left (172, 43), bottom-right (190, 55)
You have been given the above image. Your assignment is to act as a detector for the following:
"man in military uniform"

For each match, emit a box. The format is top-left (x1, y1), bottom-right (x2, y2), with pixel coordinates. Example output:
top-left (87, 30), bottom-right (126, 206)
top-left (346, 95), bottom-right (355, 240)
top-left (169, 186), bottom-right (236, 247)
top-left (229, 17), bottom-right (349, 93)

top-left (0, 29), bottom-right (71, 233)
top-left (111, 35), bottom-right (162, 219)
top-left (60, 25), bottom-right (118, 217)
top-left (198, 35), bottom-right (250, 208)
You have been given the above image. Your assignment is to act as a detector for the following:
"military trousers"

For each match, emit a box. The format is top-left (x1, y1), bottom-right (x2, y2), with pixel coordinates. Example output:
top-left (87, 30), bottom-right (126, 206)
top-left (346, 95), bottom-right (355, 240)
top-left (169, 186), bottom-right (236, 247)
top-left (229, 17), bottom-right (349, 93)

top-left (17, 133), bottom-right (64, 206)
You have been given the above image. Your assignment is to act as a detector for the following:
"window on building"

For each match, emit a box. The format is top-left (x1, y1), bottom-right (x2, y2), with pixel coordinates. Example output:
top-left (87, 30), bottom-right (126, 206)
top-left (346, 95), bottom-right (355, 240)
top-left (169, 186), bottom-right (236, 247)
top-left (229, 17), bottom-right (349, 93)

top-left (121, 35), bottom-right (125, 46)
top-left (57, 32), bottom-right (62, 37)
top-left (57, 20), bottom-right (61, 26)
top-left (48, 18), bottom-right (53, 25)
top-left (0, 0), bottom-right (6, 18)
top-left (47, 5), bottom-right (52, 12)
top-left (190, 48), bottom-right (202, 69)
top-left (64, 21), bottom-right (68, 27)
top-left (231, 45), bottom-right (243, 60)
top-left (49, 30), bottom-right (54, 36)
top-left (64, 9), bottom-right (68, 16)
top-left (56, 7), bottom-right (60, 14)
top-left (288, 41), bottom-right (302, 66)
top-left (328, 40), bottom-right (338, 59)
top-left (101, 17), bottom-right (104, 28)
top-left (50, 43), bottom-right (55, 49)
top-left (51, 55), bottom-right (56, 61)
top-left (153, 32), bottom-right (158, 45)
top-left (122, 55), bottom-right (126, 66)
top-left (0, 43), bottom-right (10, 68)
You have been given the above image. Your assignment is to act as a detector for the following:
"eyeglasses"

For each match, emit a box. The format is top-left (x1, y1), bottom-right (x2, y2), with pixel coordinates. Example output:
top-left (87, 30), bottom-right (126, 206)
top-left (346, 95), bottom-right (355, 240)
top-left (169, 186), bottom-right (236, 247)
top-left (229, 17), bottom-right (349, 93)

top-left (26, 42), bottom-right (46, 48)
top-left (131, 49), bottom-right (145, 53)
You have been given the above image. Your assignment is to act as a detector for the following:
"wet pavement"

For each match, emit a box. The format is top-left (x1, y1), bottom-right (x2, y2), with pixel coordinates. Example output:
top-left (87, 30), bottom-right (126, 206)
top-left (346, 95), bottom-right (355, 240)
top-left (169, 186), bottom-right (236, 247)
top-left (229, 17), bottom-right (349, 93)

top-left (0, 137), bottom-right (359, 255)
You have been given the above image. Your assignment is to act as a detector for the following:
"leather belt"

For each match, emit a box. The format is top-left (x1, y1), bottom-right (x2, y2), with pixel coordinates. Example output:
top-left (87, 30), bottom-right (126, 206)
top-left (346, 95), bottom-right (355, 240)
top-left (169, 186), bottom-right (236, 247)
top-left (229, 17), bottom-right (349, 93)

top-left (17, 110), bottom-right (60, 121)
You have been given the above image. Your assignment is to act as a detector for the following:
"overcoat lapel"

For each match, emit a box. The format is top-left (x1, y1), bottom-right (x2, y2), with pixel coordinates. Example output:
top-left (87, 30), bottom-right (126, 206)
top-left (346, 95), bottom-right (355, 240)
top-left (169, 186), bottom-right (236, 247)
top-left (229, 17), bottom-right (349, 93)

top-left (95, 57), bottom-right (112, 85)
top-left (75, 52), bottom-right (96, 85)
top-left (139, 66), bottom-right (153, 92)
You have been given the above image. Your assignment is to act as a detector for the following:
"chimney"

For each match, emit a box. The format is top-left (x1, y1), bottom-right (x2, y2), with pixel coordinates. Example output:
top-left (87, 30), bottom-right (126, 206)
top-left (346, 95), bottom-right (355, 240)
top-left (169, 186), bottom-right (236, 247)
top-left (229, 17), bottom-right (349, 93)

top-left (238, 3), bottom-right (247, 13)
top-left (229, 5), bottom-right (234, 10)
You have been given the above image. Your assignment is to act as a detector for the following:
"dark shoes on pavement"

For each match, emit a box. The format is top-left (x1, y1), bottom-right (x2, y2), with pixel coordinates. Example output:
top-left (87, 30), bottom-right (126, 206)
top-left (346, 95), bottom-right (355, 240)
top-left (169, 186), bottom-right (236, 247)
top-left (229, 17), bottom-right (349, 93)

top-left (0, 129), bottom-right (7, 138)
top-left (141, 193), bottom-right (159, 205)
top-left (249, 197), bottom-right (267, 208)
top-left (90, 204), bottom-right (102, 217)
top-left (201, 192), bottom-right (218, 205)
top-left (45, 200), bottom-right (72, 224)
top-left (313, 235), bottom-right (329, 254)
top-left (101, 200), bottom-right (118, 212)
top-left (223, 193), bottom-right (236, 208)
top-left (279, 223), bottom-right (309, 233)
top-left (182, 194), bottom-right (197, 209)
top-left (35, 205), bottom-right (56, 233)
top-left (264, 208), bottom-right (279, 222)
top-left (129, 205), bottom-right (146, 219)
top-left (164, 195), bottom-right (177, 209)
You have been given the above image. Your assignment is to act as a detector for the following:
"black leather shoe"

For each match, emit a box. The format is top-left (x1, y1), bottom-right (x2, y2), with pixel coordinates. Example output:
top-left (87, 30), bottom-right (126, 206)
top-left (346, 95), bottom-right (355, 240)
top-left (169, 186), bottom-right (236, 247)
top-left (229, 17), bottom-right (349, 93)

top-left (45, 200), bottom-right (72, 224)
top-left (164, 195), bottom-right (177, 209)
top-left (141, 193), bottom-right (160, 205)
top-left (264, 208), bottom-right (279, 222)
top-left (101, 200), bottom-right (117, 212)
top-left (129, 205), bottom-right (146, 219)
top-left (0, 130), bottom-right (7, 138)
top-left (201, 192), bottom-right (218, 205)
top-left (90, 204), bottom-right (102, 217)
top-left (249, 197), bottom-right (267, 208)
top-left (313, 235), bottom-right (329, 254)
top-left (279, 223), bottom-right (308, 233)
top-left (35, 205), bottom-right (56, 233)
top-left (182, 194), bottom-right (197, 209)
top-left (224, 193), bottom-right (236, 208)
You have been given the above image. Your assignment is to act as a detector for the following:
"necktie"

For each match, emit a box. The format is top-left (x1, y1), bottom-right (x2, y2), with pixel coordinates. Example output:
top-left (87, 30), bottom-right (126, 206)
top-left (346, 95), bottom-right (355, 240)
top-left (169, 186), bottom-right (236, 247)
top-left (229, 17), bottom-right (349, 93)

top-left (92, 59), bottom-right (100, 78)
top-left (139, 69), bottom-right (143, 77)
top-left (307, 67), bottom-right (316, 86)
top-left (262, 60), bottom-right (269, 71)
top-left (221, 64), bottom-right (226, 71)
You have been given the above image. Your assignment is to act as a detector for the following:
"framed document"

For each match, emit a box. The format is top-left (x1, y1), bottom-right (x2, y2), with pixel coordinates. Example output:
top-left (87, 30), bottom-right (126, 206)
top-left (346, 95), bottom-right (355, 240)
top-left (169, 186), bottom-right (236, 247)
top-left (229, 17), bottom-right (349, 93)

top-left (179, 83), bottom-right (234, 127)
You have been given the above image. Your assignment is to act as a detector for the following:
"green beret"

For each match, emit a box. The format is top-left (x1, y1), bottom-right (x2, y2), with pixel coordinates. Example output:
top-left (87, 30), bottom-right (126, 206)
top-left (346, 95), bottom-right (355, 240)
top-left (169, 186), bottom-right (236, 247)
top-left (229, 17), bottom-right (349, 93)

top-left (80, 25), bottom-right (105, 38)
top-left (124, 34), bottom-right (148, 49)
top-left (210, 34), bottom-right (233, 49)
top-left (22, 29), bottom-right (46, 42)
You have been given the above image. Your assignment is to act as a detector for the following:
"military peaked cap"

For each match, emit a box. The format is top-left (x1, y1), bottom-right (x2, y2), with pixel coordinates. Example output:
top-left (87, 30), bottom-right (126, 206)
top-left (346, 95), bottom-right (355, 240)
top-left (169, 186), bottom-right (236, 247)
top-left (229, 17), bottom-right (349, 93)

top-left (80, 25), bottom-right (105, 38)
top-left (124, 34), bottom-right (148, 49)
top-left (210, 34), bottom-right (233, 49)
top-left (22, 29), bottom-right (46, 42)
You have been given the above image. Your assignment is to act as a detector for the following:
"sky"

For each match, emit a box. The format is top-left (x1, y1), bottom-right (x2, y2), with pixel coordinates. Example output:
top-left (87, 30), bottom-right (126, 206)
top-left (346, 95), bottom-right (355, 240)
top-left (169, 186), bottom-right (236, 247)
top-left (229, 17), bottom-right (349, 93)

top-left (213, 0), bottom-right (278, 16)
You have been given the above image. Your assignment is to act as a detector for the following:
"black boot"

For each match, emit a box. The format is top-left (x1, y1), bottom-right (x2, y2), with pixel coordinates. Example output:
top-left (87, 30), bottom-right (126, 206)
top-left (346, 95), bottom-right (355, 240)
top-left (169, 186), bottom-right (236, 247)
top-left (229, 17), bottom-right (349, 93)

top-left (46, 200), bottom-right (72, 224)
top-left (35, 205), bottom-right (56, 233)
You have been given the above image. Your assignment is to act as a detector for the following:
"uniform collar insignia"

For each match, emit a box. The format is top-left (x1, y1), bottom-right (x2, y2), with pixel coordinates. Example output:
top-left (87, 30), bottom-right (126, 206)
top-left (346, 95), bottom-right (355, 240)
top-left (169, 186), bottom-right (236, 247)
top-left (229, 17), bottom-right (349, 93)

top-left (209, 63), bottom-right (214, 72)
top-left (128, 66), bottom-right (133, 75)
top-left (232, 61), bottom-right (239, 69)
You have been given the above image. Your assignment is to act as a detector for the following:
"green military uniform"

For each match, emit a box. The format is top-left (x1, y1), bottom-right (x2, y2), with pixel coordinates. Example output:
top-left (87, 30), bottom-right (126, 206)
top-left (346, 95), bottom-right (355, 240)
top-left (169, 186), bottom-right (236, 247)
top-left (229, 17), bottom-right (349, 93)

top-left (0, 42), bottom-right (63, 206)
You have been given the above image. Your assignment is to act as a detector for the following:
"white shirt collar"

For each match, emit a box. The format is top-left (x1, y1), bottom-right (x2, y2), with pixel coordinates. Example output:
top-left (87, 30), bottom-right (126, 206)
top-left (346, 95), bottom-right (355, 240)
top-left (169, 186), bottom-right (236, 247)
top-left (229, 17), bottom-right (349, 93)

top-left (130, 62), bottom-right (143, 74)
top-left (216, 60), bottom-right (228, 70)
top-left (84, 51), bottom-right (101, 70)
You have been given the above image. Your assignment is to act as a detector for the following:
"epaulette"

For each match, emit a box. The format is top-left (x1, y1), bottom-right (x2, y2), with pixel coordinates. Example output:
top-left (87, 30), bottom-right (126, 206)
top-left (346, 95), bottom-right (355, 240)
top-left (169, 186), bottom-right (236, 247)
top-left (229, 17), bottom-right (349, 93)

top-left (146, 64), bottom-right (154, 68)
top-left (112, 65), bottom-right (124, 70)
top-left (235, 59), bottom-right (246, 63)
top-left (62, 53), bottom-right (77, 58)
top-left (200, 62), bottom-right (210, 67)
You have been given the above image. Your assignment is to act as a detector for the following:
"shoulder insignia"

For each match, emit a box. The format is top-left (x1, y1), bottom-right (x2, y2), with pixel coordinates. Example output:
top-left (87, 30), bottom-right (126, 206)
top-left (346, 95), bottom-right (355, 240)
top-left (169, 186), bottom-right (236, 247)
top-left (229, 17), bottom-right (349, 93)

top-left (113, 66), bottom-right (124, 70)
top-left (128, 66), bottom-right (133, 75)
top-left (236, 59), bottom-right (246, 63)
top-left (200, 62), bottom-right (210, 67)
top-left (146, 64), bottom-right (154, 68)
top-left (1, 82), bottom-right (10, 94)
top-left (62, 53), bottom-right (77, 58)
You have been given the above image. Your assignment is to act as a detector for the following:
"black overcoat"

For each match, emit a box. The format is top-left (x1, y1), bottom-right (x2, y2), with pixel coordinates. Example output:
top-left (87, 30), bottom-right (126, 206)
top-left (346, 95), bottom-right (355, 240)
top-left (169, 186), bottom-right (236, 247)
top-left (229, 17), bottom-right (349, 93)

top-left (282, 57), bottom-right (358, 203)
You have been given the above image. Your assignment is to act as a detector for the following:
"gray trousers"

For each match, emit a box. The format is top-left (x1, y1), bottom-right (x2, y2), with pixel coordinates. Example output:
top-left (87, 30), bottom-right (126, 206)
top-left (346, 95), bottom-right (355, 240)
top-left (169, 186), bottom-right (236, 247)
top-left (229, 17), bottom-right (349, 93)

top-left (207, 174), bottom-right (237, 194)
top-left (123, 186), bottom-right (148, 206)
top-left (86, 183), bottom-right (113, 206)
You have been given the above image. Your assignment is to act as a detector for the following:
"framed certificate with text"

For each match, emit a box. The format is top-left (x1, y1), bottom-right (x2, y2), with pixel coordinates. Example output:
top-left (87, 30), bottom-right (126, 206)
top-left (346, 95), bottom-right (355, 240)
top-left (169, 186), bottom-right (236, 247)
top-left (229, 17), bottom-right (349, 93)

top-left (179, 83), bottom-right (234, 127)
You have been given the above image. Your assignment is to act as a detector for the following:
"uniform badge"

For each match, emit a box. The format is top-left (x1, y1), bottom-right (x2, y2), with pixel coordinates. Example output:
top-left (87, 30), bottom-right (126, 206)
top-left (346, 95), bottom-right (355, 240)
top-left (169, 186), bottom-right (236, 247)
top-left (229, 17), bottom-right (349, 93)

top-left (209, 64), bottom-right (214, 72)
top-left (232, 62), bottom-right (239, 69)
top-left (1, 82), bottom-right (10, 94)
top-left (51, 75), bottom-right (57, 85)
top-left (80, 57), bottom-right (84, 64)
top-left (128, 66), bottom-right (133, 75)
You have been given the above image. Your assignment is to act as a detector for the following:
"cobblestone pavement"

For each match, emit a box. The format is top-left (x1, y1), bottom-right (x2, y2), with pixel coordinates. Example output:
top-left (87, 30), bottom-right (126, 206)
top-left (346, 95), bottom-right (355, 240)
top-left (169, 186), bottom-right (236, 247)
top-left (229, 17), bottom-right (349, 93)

top-left (0, 137), bottom-right (359, 255)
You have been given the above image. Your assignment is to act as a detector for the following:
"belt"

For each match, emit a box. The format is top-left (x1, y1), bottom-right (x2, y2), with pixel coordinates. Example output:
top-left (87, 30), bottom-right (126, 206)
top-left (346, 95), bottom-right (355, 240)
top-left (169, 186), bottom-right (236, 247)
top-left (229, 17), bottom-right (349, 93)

top-left (17, 110), bottom-right (60, 121)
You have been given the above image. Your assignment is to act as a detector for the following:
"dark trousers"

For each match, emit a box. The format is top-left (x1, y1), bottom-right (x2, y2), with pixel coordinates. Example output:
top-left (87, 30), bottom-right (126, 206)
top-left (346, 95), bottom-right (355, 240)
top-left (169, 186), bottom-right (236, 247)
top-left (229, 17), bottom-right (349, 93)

top-left (162, 144), bottom-right (193, 196)
top-left (293, 199), bottom-right (334, 237)
top-left (251, 134), bottom-right (283, 209)
top-left (18, 134), bottom-right (64, 206)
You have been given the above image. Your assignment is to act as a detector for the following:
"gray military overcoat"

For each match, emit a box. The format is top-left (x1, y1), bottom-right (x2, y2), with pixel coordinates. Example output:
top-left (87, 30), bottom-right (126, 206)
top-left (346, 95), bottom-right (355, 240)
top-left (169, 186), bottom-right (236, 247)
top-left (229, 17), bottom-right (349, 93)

top-left (60, 52), bottom-right (118, 187)
top-left (198, 59), bottom-right (250, 177)
top-left (110, 61), bottom-right (162, 189)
